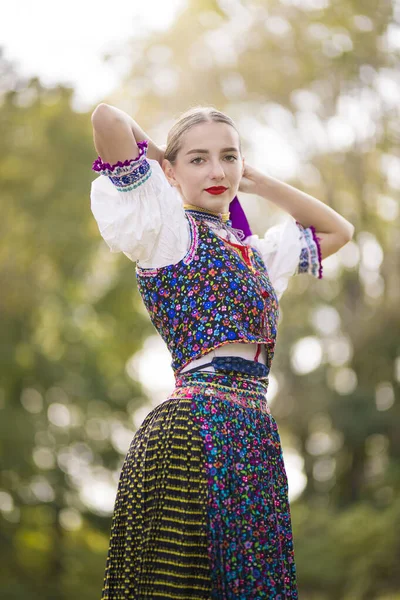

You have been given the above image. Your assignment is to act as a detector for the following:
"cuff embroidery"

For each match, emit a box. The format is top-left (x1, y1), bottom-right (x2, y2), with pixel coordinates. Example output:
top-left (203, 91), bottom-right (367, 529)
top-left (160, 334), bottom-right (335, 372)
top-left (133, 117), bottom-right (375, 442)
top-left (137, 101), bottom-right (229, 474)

top-left (310, 225), bottom-right (323, 279)
top-left (296, 222), bottom-right (323, 279)
top-left (92, 140), bottom-right (152, 192)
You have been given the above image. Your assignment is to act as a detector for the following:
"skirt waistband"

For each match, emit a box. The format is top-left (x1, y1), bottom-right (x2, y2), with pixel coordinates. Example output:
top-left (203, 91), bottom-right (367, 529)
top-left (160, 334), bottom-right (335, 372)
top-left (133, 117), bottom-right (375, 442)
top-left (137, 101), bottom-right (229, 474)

top-left (171, 370), bottom-right (270, 413)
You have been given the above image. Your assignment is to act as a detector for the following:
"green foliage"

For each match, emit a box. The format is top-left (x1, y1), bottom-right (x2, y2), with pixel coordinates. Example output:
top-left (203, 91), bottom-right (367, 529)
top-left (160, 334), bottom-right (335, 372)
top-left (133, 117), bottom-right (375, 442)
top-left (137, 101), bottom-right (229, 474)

top-left (0, 70), bottom-right (153, 599)
top-left (292, 501), bottom-right (400, 599)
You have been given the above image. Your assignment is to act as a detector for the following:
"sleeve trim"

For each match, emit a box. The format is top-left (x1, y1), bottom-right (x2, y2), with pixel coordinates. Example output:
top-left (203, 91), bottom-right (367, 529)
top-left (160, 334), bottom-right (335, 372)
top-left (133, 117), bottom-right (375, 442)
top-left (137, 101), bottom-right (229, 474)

top-left (92, 140), bottom-right (151, 192)
top-left (310, 225), bottom-right (323, 279)
top-left (92, 139), bottom-right (149, 174)
top-left (295, 221), bottom-right (323, 279)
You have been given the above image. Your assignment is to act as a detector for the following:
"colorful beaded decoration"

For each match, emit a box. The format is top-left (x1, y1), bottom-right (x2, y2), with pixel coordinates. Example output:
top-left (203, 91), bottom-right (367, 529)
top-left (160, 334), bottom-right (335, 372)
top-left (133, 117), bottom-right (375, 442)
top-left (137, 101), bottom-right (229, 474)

top-left (92, 140), bottom-right (151, 192)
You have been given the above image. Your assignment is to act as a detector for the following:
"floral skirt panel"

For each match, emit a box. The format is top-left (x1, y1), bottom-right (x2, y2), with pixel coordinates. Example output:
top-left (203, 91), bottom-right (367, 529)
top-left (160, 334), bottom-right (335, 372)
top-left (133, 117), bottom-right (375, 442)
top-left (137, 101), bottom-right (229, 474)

top-left (101, 370), bottom-right (298, 600)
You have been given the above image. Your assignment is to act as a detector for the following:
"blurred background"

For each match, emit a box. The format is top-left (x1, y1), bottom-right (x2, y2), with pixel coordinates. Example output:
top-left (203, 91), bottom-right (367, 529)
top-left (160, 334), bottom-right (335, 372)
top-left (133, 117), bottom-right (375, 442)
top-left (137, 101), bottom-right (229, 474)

top-left (1, 0), bottom-right (399, 598)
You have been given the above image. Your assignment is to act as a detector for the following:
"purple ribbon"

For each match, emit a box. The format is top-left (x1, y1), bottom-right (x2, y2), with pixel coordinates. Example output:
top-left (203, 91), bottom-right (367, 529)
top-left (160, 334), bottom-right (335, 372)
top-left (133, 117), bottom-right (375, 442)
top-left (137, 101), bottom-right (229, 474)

top-left (229, 196), bottom-right (252, 238)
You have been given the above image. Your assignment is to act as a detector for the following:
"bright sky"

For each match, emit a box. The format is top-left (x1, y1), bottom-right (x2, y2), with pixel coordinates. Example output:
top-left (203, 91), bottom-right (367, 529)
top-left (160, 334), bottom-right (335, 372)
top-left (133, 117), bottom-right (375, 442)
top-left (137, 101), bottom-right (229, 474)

top-left (0, 0), bottom-right (185, 111)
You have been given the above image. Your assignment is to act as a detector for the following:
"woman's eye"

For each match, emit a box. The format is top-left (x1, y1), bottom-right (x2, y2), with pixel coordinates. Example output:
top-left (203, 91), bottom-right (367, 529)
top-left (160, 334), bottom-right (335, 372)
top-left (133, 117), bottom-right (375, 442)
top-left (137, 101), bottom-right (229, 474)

top-left (191, 155), bottom-right (237, 164)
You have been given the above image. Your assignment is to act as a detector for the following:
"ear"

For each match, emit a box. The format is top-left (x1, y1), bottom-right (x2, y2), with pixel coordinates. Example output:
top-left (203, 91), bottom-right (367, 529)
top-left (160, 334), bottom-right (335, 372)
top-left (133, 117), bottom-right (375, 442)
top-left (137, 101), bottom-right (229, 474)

top-left (162, 158), bottom-right (178, 187)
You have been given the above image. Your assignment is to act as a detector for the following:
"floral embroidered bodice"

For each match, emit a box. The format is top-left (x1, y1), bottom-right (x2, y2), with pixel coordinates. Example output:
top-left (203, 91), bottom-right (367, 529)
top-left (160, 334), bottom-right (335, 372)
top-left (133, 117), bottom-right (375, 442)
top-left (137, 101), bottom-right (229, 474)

top-left (136, 211), bottom-right (279, 375)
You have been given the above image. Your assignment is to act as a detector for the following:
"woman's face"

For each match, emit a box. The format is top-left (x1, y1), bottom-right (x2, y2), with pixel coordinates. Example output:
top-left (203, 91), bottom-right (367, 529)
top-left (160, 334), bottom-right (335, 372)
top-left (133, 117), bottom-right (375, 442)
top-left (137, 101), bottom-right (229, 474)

top-left (163, 121), bottom-right (245, 213)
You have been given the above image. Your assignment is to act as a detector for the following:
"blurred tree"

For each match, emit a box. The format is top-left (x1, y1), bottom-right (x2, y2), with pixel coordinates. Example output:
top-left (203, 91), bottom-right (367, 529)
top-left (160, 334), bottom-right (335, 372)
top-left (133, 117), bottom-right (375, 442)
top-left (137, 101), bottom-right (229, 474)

top-left (0, 57), bottom-right (155, 599)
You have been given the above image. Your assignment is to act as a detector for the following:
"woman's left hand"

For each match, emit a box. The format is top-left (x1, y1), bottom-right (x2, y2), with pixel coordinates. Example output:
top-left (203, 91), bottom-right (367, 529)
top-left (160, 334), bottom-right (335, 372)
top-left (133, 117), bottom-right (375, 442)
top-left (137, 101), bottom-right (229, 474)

top-left (238, 163), bottom-right (264, 195)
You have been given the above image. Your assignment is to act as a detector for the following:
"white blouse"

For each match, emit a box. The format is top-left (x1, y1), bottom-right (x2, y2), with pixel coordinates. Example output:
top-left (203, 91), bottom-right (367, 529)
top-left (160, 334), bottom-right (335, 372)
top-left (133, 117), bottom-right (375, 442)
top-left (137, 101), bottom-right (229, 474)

top-left (91, 153), bottom-right (322, 301)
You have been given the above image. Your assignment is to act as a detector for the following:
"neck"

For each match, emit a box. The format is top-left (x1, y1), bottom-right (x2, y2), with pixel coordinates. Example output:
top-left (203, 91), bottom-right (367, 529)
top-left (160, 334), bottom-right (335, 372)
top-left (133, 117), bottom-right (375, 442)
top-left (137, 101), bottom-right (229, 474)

top-left (183, 203), bottom-right (230, 223)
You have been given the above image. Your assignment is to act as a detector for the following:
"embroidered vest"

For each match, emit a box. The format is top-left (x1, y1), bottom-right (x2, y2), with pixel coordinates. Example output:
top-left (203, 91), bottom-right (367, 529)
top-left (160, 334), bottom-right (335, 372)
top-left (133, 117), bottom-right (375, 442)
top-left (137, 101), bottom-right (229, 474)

top-left (136, 212), bottom-right (279, 375)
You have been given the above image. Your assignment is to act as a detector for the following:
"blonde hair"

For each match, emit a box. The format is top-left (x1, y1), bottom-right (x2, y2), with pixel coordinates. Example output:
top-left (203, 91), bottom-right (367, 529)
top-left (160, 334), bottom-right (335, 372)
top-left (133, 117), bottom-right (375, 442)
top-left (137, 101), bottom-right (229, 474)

top-left (164, 106), bottom-right (242, 165)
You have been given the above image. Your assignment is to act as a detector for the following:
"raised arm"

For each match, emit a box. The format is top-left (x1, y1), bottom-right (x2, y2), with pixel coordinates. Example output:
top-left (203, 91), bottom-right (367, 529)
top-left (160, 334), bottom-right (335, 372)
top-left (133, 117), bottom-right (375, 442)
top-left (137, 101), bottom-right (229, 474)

top-left (89, 105), bottom-right (189, 269)
top-left (91, 103), bottom-right (164, 166)
top-left (239, 163), bottom-right (354, 260)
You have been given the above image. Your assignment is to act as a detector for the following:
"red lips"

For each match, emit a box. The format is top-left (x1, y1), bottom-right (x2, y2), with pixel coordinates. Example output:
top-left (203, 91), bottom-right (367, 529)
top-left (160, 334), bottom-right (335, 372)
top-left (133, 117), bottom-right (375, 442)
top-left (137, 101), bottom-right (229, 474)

top-left (205, 186), bottom-right (228, 195)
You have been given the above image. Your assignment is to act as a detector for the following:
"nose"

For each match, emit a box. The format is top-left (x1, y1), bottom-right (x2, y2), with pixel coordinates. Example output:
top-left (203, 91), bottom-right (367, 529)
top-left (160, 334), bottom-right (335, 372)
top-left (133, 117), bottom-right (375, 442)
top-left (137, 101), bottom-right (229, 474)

top-left (209, 160), bottom-right (225, 181)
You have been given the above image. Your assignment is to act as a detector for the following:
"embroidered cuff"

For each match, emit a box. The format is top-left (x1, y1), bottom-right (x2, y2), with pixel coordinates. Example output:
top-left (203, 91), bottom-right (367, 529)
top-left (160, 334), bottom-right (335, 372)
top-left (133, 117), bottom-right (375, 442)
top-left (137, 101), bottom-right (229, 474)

top-left (91, 139), bottom-right (152, 192)
top-left (296, 222), bottom-right (323, 279)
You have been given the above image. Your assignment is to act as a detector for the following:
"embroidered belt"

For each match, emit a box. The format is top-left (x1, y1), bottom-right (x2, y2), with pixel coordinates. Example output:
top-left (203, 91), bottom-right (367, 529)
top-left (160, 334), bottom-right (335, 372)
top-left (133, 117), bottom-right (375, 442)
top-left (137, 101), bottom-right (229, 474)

top-left (181, 355), bottom-right (270, 378)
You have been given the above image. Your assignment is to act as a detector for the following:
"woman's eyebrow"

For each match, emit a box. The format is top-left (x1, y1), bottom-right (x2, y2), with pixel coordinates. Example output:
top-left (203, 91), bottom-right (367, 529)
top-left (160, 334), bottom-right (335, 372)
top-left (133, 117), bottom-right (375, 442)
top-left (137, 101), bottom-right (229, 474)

top-left (185, 147), bottom-right (238, 155)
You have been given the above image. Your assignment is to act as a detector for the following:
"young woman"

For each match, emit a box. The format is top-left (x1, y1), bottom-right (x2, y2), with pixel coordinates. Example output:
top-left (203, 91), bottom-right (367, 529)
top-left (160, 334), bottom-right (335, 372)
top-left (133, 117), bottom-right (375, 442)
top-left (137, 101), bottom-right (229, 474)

top-left (90, 103), bottom-right (354, 599)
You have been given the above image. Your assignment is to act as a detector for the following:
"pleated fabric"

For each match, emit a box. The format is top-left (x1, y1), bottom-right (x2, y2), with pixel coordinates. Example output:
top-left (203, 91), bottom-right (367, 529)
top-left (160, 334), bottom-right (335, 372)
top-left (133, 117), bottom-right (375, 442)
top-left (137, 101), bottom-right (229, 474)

top-left (101, 397), bottom-right (212, 599)
top-left (101, 370), bottom-right (298, 600)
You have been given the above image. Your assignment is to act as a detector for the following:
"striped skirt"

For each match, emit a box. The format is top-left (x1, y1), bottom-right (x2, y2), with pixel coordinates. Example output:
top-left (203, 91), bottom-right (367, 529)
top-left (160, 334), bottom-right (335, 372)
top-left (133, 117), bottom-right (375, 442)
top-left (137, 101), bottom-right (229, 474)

top-left (101, 370), bottom-right (298, 599)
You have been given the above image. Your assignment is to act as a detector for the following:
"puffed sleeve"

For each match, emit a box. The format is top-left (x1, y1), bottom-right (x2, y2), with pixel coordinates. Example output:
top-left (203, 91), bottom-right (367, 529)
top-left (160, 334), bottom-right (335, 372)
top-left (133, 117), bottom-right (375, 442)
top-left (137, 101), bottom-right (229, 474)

top-left (90, 140), bottom-right (190, 268)
top-left (245, 216), bottom-right (323, 300)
